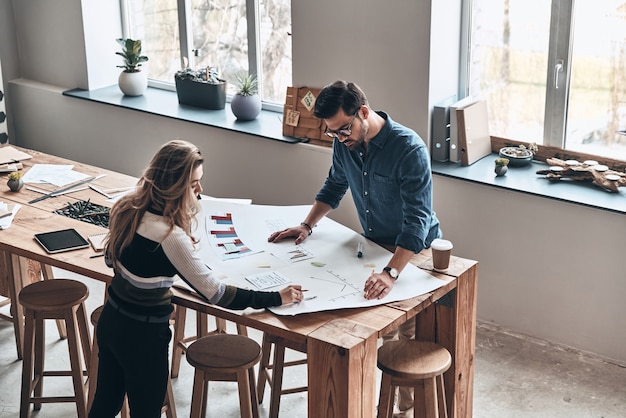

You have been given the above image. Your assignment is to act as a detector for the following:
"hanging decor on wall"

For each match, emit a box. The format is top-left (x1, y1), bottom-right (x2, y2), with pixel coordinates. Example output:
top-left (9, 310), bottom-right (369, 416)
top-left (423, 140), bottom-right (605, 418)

top-left (0, 58), bottom-right (8, 144)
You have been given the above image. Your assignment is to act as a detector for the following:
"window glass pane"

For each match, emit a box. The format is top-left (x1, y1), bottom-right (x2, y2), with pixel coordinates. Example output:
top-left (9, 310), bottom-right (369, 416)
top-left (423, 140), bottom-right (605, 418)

top-left (125, 0), bottom-right (292, 106)
top-left (469, 0), bottom-right (551, 144)
top-left (191, 0), bottom-right (247, 96)
top-left (259, 0), bottom-right (292, 104)
top-left (128, 0), bottom-right (181, 84)
top-left (567, 1), bottom-right (626, 160)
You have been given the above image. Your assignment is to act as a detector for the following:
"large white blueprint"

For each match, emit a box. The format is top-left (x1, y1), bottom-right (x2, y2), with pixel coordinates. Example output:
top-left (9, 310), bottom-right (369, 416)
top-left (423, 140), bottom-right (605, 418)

top-left (192, 200), bottom-right (450, 316)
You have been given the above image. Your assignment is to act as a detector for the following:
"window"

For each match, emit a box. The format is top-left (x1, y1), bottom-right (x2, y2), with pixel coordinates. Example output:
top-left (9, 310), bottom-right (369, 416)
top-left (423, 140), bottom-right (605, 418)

top-left (122, 0), bottom-right (292, 109)
top-left (468, 0), bottom-right (626, 161)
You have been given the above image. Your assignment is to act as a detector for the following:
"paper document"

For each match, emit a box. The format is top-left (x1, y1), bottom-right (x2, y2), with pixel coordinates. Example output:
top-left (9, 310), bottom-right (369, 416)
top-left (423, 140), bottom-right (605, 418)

top-left (21, 164), bottom-right (91, 187)
top-left (245, 271), bottom-right (291, 290)
top-left (193, 201), bottom-right (451, 316)
top-left (0, 202), bottom-right (21, 230)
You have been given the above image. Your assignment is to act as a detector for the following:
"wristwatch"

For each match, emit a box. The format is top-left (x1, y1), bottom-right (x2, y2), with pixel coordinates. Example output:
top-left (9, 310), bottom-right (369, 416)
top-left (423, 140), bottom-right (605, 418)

top-left (383, 266), bottom-right (399, 281)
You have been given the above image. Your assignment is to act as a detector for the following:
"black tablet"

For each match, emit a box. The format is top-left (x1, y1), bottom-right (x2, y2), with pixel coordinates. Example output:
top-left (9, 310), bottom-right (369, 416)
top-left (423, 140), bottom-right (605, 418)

top-left (34, 228), bottom-right (90, 254)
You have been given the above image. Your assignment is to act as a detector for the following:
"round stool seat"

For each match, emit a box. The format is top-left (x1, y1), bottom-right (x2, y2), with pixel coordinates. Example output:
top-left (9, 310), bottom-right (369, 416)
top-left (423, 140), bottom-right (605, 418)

top-left (378, 340), bottom-right (451, 380)
top-left (90, 305), bottom-right (103, 326)
top-left (187, 334), bottom-right (262, 372)
top-left (19, 279), bottom-right (89, 312)
top-left (377, 340), bottom-right (452, 418)
top-left (186, 334), bottom-right (262, 418)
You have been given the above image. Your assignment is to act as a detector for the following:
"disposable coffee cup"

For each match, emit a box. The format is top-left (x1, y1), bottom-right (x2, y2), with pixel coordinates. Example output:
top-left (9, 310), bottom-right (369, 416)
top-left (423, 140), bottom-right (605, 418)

top-left (431, 239), bottom-right (453, 271)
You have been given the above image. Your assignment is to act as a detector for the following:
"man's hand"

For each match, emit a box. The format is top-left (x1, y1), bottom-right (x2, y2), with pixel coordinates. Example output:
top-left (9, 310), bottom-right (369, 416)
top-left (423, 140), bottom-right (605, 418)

top-left (268, 225), bottom-right (310, 245)
top-left (363, 271), bottom-right (396, 300)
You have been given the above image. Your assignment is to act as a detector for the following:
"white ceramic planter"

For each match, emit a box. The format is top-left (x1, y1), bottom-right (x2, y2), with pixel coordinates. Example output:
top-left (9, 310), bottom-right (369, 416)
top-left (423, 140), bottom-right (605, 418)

top-left (118, 70), bottom-right (148, 96)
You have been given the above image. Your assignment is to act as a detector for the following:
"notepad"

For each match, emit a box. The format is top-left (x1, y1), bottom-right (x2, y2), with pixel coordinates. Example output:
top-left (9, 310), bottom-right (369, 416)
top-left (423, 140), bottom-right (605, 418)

top-left (34, 228), bottom-right (90, 254)
top-left (245, 271), bottom-right (291, 290)
top-left (88, 233), bottom-right (107, 252)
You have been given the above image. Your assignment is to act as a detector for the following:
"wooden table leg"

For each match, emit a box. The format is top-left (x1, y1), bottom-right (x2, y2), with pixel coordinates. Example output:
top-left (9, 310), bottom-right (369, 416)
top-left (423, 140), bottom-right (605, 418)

top-left (307, 318), bottom-right (378, 418)
top-left (417, 264), bottom-right (478, 418)
top-left (1, 251), bottom-right (23, 359)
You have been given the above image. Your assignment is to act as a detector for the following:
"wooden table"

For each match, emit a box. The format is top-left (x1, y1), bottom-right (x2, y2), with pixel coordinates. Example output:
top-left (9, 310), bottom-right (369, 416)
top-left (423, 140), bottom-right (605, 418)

top-left (0, 146), bottom-right (136, 359)
top-left (0, 145), bottom-right (478, 418)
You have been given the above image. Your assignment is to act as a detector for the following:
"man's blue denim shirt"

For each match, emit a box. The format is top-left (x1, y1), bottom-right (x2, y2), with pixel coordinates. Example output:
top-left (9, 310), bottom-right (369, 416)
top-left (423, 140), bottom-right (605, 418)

top-left (315, 111), bottom-right (440, 253)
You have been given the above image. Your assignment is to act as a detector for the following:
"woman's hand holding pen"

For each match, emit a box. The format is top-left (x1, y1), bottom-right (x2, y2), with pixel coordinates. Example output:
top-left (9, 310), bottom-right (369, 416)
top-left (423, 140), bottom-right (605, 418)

top-left (363, 270), bottom-right (395, 300)
top-left (268, 224), bottom-right (310, 245)
top-left (279, 285), bottom-right (304, 305)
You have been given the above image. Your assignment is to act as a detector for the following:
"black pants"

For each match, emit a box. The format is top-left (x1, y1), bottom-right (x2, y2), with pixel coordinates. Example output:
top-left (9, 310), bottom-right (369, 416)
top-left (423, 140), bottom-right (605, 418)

top-left (88, 302), bottom-right (172, 418)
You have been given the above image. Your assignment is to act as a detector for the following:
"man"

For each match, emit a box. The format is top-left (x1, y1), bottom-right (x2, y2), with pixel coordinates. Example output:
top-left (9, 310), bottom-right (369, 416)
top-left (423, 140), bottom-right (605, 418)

top-left (268, 80), bottom-right (441, 417)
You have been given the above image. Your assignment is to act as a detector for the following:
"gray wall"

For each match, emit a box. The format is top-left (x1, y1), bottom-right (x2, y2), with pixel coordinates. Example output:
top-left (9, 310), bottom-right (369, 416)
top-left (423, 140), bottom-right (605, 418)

top-left (1, 0), bottom-right (625, 364)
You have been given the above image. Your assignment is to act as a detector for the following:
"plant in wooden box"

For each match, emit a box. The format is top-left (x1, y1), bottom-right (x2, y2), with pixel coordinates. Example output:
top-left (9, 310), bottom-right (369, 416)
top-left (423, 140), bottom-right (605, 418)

top-left (7, 171), bottom-right (23, 192)
top-left (174, 64), bottom-right (227, 110)
top-left (230, 72), bottom-right (261, 121)
top-left (116, 38), bottom-right (149, 96)
top-left (494, 157), bottom-right (509, 177)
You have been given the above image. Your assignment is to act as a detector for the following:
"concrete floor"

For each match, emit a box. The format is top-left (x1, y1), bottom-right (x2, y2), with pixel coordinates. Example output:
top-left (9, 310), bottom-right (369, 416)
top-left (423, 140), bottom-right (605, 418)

top-left (1, 269), bottom-right (625, 418)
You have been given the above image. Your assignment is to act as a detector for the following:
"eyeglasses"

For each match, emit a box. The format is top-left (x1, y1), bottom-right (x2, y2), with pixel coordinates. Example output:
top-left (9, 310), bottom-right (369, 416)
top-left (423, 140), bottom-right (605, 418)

top-left (324, 110), bottom-right (359, 140)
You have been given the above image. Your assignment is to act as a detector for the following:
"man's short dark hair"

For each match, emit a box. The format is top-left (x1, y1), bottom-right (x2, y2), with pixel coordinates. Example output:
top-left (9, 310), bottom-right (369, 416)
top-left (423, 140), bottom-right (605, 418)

top-left (313, 81), bottom-right (368, 119)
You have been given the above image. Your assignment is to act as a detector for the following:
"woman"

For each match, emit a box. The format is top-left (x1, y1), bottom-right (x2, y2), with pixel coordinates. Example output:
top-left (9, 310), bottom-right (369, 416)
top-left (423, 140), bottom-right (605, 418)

top-left (89, 140), bottom-right (303, 418)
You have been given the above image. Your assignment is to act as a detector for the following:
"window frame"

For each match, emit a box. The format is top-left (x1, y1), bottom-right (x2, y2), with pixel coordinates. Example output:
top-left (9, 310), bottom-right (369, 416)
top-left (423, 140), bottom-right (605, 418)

top-left (543, 0), bottom-right (574, 148)
top-left (463, 0), bottom-right (626, 163)
top-left (120, 0), bottom-right (285, 113)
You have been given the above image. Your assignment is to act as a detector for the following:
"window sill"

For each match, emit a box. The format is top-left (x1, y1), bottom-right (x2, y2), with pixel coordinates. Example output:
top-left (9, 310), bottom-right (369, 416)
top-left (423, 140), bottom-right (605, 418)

top-left (62, 85), bottom-right (625, 215)
top-left (62, 85), bottom-right (304, 145)
top-left (432, 157), bottom-right (626, 215)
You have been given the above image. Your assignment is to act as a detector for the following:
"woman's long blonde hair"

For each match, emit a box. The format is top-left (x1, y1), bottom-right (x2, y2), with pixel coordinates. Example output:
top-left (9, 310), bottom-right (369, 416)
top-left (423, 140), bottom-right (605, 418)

top-left (105, 140), bottom-right (204, 264)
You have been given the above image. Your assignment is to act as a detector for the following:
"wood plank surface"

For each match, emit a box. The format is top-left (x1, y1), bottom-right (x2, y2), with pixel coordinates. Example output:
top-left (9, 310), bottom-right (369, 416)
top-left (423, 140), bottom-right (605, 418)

top-left (307, 318), bottom-right (378, 418)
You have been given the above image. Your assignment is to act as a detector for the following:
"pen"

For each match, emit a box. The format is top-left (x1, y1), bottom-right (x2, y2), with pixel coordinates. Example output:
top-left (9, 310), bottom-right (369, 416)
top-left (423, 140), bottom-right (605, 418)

top-left (357, 242), bottom-right (364, 258)
top-left (89, 184), bottom-right (113, 198)
top-left (295, 295), bottom-right (316, 304)
top-left (90, 253), bottom-right (105, 258)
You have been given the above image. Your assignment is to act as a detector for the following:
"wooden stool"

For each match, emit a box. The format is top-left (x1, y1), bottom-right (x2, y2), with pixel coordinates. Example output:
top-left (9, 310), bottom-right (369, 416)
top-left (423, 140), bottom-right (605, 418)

top-left (87, 305), bottom-right (177, 418)
top-left (171, 305), bottom-right (247, 378)
top-left (18, 279), bottom-right (92, 418)
top-left (256, 333), bottom-right (307, 418)
top-left (377, 340), bottom-right (451, 418)
top-left (1, 254), bottom-right (68, 360)
top-left (186, 334), bottom-right (261, 418)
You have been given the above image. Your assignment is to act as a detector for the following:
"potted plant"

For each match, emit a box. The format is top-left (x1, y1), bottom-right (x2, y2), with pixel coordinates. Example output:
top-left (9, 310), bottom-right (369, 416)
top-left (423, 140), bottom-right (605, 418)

top-left (174, 65), bottom-right (227, 110)
top-left (7, 171), bottom-right (23, 191)
top-left (116, 38), bottom-right (149, 96)
top-left (230, 72), bottom-right (261, 120)
top-left (494, 157), bottom-right (509, 176)
top-left (498, 142), bottom-right (538, 166)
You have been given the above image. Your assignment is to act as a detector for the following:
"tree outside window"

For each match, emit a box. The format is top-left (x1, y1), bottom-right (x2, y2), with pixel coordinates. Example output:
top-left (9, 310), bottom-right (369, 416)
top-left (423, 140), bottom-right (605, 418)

top-left (468, 0), bottom-right (626, 161)
top-left (123, 0), bottom-right (292, 108)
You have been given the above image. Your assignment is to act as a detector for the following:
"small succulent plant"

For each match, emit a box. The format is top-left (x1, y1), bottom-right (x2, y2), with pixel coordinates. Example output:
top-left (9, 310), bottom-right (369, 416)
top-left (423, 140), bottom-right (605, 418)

top-left (175, 66), bottom-right (224, 84)
top-left (8, 171), bottom-right (22, 181)
top-left (234, 72), bottom-right (259, 96)
top-left (495, 158), bottom-right (510, 167)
